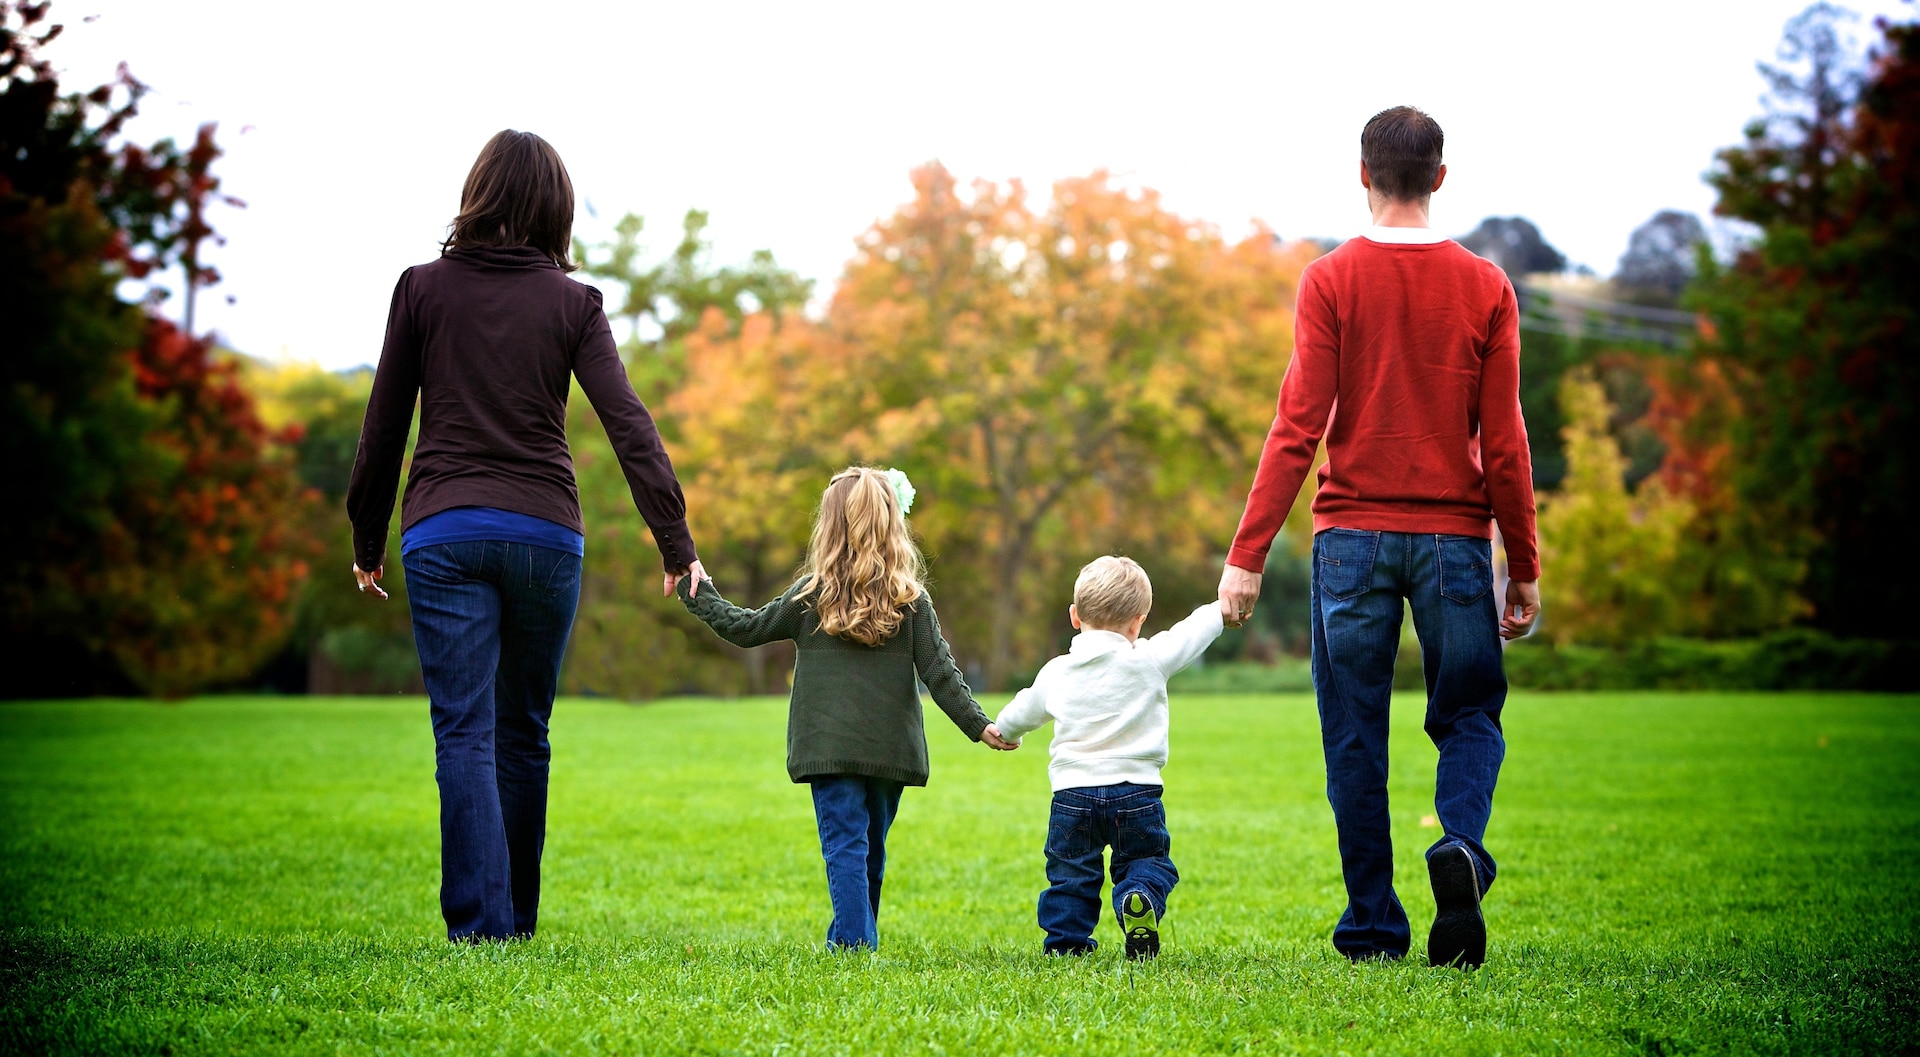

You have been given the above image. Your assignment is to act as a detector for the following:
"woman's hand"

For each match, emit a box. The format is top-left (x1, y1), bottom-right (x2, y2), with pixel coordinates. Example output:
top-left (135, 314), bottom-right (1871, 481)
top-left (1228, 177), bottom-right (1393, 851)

top-left (353, 563), bottom-right (389, 600)
top-left (664, 559), bottom-right (710, 599)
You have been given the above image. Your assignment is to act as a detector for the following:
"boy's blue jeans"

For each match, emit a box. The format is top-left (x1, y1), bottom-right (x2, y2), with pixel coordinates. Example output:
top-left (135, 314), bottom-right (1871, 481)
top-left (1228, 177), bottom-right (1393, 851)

top-left (810, 775), bottom-right (905, 949)
top-left (1311, 528), bottom-right (1506, 959)
top-left (403, 540), bottom-right (581, 942)
top-left (1039, 782), bottom-right (1178, 953)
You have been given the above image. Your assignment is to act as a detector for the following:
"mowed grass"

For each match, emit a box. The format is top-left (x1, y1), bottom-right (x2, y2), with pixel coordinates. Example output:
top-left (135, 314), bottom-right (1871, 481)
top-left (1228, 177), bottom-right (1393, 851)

top-left (1, 692), bottom-right (1916, 1056)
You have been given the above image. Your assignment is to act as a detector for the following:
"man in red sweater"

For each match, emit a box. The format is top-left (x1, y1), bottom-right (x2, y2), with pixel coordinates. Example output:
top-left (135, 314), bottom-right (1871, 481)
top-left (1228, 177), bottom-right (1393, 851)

top-left (1218, 107), bottom-right (1542, 968)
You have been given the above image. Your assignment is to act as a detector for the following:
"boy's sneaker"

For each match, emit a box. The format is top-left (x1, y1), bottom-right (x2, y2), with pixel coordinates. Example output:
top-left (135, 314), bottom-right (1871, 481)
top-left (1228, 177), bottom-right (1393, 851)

top-left (1426, 843), bottom-right (1486, 969)
top-left (1120, 890), bottom-right (1160, 961)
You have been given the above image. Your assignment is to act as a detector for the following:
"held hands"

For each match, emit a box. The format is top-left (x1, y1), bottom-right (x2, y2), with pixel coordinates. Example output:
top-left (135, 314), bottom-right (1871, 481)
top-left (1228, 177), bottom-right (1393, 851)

top-left (352, 563), bottom-right (389, 600)
top-left (981, 724), bottom-right (1020, 751)
top-left (664, 559), bottom-right (711, 599)
top-left (1500, 579), bottom-right (1541, 640)
top-left (1218, 564), bottom-right (1263, 627)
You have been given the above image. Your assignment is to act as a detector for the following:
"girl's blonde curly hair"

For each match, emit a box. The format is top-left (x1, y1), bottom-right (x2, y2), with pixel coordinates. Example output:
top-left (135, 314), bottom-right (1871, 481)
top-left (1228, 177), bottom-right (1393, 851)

top-left (793, 467), bottom-right (926, 646)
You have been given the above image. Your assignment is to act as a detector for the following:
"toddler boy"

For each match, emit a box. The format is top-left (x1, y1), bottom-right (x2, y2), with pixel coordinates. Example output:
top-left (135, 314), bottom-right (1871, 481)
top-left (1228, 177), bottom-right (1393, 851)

top-left (987, 555), bottom-right (1224, 959)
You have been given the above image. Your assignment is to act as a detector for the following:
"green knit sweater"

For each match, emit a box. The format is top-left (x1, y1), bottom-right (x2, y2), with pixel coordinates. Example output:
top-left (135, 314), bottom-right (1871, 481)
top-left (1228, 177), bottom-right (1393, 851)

top-left (678, 576), bottom-right (989, 786)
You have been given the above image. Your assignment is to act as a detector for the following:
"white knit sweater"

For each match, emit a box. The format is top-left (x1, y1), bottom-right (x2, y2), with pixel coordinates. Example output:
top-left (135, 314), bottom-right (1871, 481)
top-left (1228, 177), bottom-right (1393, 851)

top-left (993, 604), bottom-right (1225, 791)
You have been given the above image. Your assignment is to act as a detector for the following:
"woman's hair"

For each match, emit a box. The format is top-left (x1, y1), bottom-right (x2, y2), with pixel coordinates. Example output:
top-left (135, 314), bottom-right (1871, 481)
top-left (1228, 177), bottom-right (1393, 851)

top-left (793, 467), bottom-right (926, 646)
top-left (442, 130), bottom-right (577, 271)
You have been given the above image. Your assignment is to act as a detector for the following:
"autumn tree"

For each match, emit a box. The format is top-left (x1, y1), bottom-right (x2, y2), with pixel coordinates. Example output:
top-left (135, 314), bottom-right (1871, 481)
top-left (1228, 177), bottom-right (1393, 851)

top-left (1, 1), bottom-right (315, 695)
top-left (1537, 370), bottom-right (1696, 645)
top-left (1638, 356), bottom-right (1810, 635)
top-left (561, 212), bottom-right (814, 698)
top-left (245, 362), bottom-right (422, 692)
top-left (647, 312), bottom-right (864, 692)
top-left (827, 165), bottom-right (1311, 688)
top-left (1692, 5), bottom-right (1919, 637)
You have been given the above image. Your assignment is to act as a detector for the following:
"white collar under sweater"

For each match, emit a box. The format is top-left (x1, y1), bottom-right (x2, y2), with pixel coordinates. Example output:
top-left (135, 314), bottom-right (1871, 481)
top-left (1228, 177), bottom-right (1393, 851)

top-left (992, 604), bottom-right (1225, 792)
top-left (1359, 224), bottom-right (1451, 245)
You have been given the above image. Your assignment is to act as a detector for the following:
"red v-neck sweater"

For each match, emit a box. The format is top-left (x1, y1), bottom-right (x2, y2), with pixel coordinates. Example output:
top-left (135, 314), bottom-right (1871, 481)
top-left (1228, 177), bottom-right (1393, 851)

top-left (1228, 236), bottom-right (1541, 581)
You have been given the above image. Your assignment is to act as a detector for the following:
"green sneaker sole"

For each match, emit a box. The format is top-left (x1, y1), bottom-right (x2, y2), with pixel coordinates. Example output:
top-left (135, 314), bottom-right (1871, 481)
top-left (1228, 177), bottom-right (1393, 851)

top-left (1121, 890), bottom-right (1160, 961)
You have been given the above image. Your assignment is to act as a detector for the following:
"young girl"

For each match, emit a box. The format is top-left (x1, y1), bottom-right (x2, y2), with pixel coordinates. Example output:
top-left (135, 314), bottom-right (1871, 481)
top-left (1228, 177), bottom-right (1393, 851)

top-left (678, 466), bottom-right (1014, 949)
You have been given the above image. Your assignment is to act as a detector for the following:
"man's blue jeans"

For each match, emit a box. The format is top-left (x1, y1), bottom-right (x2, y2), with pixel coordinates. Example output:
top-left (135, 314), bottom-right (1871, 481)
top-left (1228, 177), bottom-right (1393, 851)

top-left (403, 540), bottom-right (581, 942)
top-left (1039, 782), bottom-right (1178, 953)
top-left (1311, 529), bottom-right (1506, 959)
top-left (809, 775), bottom-right (905, 949)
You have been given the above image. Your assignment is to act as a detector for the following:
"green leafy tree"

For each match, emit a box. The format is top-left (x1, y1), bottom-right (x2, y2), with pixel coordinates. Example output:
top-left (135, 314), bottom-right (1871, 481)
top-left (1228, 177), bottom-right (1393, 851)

top-left (574, 210), bottom-right (813, 391)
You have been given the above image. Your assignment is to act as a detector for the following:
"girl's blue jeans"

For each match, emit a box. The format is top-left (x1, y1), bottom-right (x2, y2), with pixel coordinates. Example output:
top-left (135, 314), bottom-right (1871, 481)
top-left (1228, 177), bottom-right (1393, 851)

top-left (809, 775), bottom-right (905, 949)
top-left (403, 540), bottom-right (581, 942)
top-left (1311, 528), bottom-right (1506, 960)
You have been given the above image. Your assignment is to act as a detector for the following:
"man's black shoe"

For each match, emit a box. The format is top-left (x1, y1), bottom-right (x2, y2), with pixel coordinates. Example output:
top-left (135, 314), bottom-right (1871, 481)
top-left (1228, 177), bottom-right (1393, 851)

top-left (1426, 843), bottom-right (1486, 968)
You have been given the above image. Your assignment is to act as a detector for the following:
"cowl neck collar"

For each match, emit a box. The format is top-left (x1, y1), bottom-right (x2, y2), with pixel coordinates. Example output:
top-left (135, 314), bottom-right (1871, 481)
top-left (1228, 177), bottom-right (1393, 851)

top-left (444, 244), bottom-right (559, 270)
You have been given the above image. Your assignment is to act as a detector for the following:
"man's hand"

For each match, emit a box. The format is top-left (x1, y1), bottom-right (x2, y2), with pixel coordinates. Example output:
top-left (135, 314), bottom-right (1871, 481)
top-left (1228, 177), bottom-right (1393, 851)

top-left (981, 724), bottom-right (1019, 751)
top-left (665, 559), bottom-right (710, 599)
top-left (352, 563), bottom-right (388, 601)
top-left (1500, 579), bottom-right (1540, 640)
top-left (1218, 564), bottom-right (1263, 627)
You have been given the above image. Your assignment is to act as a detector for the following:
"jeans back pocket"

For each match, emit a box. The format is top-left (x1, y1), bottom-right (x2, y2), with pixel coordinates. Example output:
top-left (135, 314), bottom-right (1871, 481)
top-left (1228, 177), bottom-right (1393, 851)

top-left (1046, 802), bottom-right (1099, 860)
top-left (1115, 800), bottom-right (1171, 861)
top-left (1437, 535), bottom-right (1493, 604)
top-left (1315, 529), bottom-right (1380, 601)
top-left (531, 548), bottom-right (582, 599)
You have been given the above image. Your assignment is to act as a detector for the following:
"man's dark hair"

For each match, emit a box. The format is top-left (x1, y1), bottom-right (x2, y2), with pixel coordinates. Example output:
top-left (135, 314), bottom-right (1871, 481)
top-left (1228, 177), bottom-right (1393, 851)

top-left (1361, 107), bottom-right (1444, 201)
top-left (443, 130), bottom-right (577, 271)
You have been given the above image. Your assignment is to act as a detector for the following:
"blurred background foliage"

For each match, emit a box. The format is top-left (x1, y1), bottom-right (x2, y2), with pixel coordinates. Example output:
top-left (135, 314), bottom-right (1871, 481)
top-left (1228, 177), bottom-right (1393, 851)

top-left (4, 1), bottom-right (1915, 698)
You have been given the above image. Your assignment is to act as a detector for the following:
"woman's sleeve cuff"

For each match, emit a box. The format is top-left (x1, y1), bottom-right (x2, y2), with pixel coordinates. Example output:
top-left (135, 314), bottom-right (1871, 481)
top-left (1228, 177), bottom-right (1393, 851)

top-left (651, 519), bottom-right (697, 571)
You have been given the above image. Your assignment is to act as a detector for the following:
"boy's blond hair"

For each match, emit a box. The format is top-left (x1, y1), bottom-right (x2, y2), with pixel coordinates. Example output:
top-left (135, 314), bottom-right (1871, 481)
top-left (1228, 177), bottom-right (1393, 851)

top-left (1073, 556), bottom-right (1153, 630)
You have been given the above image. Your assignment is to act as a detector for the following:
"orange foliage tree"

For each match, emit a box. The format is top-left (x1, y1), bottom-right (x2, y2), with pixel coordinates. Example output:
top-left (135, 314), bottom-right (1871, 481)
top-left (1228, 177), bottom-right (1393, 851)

top-left (87, 319), bottom-right (319, 694)
top-left (820, 165), bottom-right (1312, 688)
top-left (662, 310), bottom-right (860, 692)
top-left (559, 167), bottom-right (1314, 695)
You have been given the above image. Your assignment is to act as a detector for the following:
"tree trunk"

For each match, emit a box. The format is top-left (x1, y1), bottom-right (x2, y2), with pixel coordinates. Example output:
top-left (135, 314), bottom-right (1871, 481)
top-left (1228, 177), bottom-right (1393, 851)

top-left (982, 509), bottom-right (1041, 691)
top-left (731, 552), bottom-right (784, 694)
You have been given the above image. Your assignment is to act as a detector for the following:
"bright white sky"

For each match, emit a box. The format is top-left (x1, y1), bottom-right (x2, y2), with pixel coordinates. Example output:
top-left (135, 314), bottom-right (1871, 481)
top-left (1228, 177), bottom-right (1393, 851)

top-left (42, 0), bottom-right (1915, 369)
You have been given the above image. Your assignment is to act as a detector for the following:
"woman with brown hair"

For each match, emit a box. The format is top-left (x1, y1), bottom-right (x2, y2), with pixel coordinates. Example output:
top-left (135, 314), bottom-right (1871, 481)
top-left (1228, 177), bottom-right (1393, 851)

top-left (346, 129), bottom-right (707, 942)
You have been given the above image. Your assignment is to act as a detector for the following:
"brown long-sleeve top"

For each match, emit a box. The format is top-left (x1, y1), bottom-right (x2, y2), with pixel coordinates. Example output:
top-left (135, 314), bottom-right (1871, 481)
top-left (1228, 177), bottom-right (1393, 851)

top-left (346, 244), bottom-right (696, 573)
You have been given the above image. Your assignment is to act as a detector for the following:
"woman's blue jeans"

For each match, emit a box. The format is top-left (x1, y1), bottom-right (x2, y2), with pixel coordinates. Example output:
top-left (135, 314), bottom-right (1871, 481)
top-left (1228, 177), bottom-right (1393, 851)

top-left (1311, 529), bottom-right (1506, 960)
top-left (402, 540), bottom-right (581, 941)
top-left (809, 775), bottom-right (905, 949)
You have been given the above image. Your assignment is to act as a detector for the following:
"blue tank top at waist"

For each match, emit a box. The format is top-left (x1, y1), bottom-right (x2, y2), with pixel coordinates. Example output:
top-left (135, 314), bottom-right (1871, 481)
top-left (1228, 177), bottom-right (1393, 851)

top-left (401, 506), bottom-right (585, 557)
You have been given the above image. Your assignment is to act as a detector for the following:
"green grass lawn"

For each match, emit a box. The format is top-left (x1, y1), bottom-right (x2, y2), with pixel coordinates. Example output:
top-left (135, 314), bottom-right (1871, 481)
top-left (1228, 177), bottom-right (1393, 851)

top-left (2, 692), bottom-right (1916, 1056)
